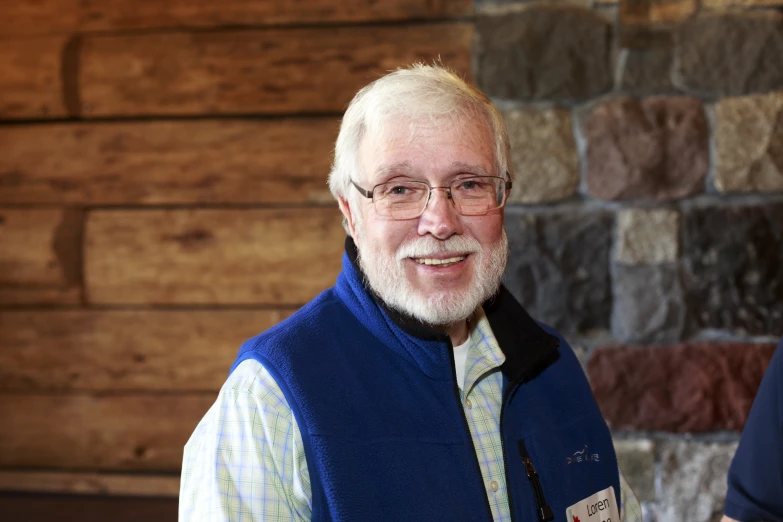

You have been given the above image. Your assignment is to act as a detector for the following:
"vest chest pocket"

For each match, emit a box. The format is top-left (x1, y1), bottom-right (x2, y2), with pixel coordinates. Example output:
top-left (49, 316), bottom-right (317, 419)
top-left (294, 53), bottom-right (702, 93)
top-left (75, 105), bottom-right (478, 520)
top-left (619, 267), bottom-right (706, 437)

top-left (506, 416), bottom-right (620, 522)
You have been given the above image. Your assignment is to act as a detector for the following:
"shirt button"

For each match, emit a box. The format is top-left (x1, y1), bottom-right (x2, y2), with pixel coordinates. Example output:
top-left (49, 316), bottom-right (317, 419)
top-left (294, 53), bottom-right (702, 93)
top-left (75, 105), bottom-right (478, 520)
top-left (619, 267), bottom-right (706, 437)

top-left (465, 399), bottom-right (472, 409)
top-left (489, 480), bottom-right (499, 492)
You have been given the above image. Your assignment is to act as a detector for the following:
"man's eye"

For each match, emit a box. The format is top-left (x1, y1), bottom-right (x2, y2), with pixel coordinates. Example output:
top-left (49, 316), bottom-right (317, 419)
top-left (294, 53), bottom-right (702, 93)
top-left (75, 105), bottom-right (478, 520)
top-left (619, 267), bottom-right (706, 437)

top-left (458, 180), bottom-right (479, 190)
top-left (390, 186), bottom-right (409, 195)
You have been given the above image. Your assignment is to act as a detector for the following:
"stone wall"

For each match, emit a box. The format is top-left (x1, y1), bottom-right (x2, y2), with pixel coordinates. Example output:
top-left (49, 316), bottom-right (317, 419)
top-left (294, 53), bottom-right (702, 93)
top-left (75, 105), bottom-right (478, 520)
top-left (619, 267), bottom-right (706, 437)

top-left (475, 1), bottom-right (783, 520)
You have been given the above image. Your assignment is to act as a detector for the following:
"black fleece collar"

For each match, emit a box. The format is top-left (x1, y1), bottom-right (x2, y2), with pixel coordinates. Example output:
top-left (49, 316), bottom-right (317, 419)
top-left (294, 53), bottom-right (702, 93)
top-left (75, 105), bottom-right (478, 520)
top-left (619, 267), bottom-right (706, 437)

top-left (344, 236), bottom-right (560, 383)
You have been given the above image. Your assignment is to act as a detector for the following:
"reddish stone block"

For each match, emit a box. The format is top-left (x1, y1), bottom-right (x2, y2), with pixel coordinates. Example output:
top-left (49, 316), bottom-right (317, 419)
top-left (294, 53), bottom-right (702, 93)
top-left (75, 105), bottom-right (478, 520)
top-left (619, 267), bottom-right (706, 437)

top-left (584, 96), bottom-right (708, 201)
top-left (588, 342), bottom-right (777, 432)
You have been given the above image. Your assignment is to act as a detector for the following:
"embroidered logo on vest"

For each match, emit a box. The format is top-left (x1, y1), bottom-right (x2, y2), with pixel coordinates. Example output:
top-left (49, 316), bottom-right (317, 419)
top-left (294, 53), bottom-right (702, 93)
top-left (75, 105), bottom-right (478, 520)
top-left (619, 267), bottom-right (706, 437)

top-left (566, 444), bottom-right (600, 464)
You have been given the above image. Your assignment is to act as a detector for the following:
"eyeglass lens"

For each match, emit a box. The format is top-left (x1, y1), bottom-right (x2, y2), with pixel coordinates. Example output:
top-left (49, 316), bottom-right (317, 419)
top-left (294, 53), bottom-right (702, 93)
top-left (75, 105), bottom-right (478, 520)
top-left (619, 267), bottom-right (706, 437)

top-left (373, 177), bottom-right (506, 218)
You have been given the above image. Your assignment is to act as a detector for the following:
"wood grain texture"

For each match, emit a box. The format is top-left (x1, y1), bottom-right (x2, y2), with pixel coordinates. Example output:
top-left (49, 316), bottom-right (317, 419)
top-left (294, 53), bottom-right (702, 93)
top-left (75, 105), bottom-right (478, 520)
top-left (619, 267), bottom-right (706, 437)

top-left (0, 208), bottom-right (83, 304)
top-left (0, 309), bottom-right (293, 392)
top-left (0, 0), bottom-right (472, 36)
top-left (619, 0), bottom-right (699, 47)
top-left (0, 470), bottom-right (179, 497)
top-left (0, 393), bottom-right (214, 471)
top-left (0, 119), bottom-right (337, 205)
top-left (84, 208), bottom-right (345, 305)
top-left (79, 23), bottom-right (473, 117)
top-left (0, 492), bottom-right (178, 522)
top-left (0, 286), bottom-right (82, 306)
top-left (0, 36), bottom-right (68, 119)
top-left (620, 0), bottom-right (698, 24)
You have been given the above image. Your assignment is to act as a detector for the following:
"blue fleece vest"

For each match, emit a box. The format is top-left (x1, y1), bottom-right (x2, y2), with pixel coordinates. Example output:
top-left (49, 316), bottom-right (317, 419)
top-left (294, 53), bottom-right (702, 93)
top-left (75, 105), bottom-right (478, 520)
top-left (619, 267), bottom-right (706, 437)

top-left (232, 242), bottom-right (620, 521)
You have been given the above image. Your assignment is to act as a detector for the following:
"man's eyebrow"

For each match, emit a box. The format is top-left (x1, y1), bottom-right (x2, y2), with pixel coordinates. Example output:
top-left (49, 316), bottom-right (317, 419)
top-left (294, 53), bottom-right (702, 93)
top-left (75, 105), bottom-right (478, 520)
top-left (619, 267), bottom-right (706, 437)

top-left (450, 162), bottom-right (491, 176)
top-left (374, 162), bottom-right (414, 178)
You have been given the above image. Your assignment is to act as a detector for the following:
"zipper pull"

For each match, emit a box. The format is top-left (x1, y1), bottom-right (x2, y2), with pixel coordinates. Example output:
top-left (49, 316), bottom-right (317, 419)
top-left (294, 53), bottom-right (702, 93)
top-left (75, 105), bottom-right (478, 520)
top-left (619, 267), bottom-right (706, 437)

top-left (518, 441), bottom-right (554, 522)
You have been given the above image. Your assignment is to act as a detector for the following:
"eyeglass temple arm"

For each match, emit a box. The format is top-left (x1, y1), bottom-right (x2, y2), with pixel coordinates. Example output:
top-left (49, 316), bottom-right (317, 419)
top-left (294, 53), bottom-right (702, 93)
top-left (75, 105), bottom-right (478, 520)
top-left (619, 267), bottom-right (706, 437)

top-left (351, 180), bottom-right (374, 199)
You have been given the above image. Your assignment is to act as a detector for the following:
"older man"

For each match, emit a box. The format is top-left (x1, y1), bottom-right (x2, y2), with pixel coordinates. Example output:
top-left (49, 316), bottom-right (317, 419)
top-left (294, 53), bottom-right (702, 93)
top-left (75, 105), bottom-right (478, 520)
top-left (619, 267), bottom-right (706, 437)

top-left (180, 64), bottom-right (641, 521)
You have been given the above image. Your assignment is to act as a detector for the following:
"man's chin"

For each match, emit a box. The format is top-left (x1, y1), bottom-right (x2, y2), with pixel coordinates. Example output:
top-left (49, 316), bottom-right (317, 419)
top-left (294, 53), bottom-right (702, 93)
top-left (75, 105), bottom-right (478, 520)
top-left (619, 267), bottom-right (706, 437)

top-left (385, 287), bottom-right (486, 327)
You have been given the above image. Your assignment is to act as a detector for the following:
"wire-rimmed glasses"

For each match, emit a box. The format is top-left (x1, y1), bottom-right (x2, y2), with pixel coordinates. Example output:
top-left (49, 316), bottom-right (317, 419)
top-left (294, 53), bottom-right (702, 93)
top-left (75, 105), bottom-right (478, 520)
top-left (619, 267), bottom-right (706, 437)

top-left (351, 176), bottom-right (512, 220)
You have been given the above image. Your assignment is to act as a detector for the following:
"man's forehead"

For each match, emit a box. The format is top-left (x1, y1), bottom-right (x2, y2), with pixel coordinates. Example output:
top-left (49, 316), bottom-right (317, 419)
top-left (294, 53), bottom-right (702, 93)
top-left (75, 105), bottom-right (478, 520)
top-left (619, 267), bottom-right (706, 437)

top-left (358, 117), bottom-right (494, 180)
top-left (365, 113), bottom-right (481, 141)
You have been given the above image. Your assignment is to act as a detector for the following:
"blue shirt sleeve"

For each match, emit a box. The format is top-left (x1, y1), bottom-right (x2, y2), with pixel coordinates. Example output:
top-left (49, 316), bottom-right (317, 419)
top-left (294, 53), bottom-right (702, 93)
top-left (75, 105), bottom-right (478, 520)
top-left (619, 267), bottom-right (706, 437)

top-left (724, 338), bottom-right (783, 522)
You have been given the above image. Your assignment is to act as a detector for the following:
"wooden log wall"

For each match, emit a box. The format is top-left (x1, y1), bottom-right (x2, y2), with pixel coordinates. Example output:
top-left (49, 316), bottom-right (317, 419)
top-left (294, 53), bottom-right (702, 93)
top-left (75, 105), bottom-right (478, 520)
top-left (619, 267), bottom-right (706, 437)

top-left (0, 0), bottom-right (473, 514)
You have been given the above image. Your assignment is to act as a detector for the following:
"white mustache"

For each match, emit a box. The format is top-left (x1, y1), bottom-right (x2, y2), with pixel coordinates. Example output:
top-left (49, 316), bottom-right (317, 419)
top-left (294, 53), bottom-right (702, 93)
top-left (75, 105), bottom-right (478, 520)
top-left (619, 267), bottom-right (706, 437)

top-left (395, 236), bottom-right (482, 261)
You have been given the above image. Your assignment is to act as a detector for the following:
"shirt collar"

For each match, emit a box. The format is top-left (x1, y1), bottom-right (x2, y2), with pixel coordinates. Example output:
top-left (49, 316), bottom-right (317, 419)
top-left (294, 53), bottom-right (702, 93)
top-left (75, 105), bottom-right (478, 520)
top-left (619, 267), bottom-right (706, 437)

top-left (463, 306), bottom-right (505, 394)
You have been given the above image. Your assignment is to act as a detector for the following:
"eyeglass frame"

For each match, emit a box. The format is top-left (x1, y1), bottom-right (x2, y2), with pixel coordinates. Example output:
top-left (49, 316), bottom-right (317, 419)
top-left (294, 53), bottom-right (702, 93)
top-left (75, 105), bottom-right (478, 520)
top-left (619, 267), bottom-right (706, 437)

top-left (350, 174), bottom-right (513, 219)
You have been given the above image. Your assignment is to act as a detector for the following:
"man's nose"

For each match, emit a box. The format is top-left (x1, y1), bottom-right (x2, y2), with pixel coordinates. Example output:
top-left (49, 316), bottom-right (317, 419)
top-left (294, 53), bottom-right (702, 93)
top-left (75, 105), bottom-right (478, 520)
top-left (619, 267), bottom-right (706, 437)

top-left (417, 187), bottom-right (463, 239)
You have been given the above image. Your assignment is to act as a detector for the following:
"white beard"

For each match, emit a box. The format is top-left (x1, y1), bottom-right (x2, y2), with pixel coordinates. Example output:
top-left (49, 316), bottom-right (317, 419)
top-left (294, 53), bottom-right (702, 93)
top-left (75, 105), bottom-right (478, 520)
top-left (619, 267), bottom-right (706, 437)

top-left (355, 229), bottom-right (509, 326)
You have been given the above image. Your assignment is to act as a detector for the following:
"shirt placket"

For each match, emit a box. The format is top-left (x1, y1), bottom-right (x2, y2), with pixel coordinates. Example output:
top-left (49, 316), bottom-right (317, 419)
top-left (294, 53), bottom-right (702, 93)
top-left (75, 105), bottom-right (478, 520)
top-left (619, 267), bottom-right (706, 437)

top-left (462, 316), bottom-right (511, 522)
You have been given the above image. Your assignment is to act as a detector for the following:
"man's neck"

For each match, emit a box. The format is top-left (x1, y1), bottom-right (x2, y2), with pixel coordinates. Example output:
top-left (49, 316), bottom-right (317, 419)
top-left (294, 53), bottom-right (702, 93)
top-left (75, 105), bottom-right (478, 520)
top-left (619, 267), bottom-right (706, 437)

top-left (444, 320), bottom-right (469, 347)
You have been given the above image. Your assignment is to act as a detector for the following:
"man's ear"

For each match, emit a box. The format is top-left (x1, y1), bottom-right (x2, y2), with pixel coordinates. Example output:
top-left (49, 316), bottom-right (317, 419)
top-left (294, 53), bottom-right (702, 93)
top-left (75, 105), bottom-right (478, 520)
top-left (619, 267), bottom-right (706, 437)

top-left (338, 197), bottom-right (357, 237)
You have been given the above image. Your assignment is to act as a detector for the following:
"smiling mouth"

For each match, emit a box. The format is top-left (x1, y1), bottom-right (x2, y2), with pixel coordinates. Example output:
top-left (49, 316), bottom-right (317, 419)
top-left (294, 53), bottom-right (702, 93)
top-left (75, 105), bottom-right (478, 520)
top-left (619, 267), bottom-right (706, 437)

top-left (411, 255), bottom-right (468, 267)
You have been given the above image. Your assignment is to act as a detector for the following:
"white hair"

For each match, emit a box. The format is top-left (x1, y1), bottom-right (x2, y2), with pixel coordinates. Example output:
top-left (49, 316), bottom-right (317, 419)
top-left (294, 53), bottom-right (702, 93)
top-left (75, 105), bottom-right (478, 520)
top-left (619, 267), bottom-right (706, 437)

top-left (328, 63), bottom-right (513, 231)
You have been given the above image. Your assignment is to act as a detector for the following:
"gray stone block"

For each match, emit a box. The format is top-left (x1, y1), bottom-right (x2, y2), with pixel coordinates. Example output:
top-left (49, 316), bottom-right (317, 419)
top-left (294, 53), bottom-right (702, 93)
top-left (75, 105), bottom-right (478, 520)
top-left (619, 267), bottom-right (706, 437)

top-left (619, 46), bottom-right (676, 95)
top-left (674, 12), bottom-right (783, 96)
top-left (504, 209), bottom-right (613, 335)
top-left (658, 441), bottom-right (738, 522)
top-left (611, 263), bottom-right (685, 344)
top-left (614, 439), bottom-right (656, 503)
top-left (683, 202), bottom-right (783, 335)
top-left (475, 5), bottom-right (612, 102)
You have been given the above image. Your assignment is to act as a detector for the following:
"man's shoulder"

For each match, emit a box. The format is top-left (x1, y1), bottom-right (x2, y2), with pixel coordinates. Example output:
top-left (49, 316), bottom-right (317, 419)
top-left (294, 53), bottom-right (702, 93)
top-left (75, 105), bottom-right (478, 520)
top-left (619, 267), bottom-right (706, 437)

top-left (220, 358), bottom-right (293, 415)
top-left (530, 322), bottom-right (582, 369)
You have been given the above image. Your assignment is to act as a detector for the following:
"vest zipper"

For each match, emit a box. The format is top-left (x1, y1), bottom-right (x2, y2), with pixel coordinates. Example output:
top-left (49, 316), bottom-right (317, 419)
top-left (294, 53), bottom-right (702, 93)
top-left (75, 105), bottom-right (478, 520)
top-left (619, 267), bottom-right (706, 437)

top-left (499, 383), bottom-right (518, 522)
top-left (518, 440), bottom-right (554, 521)
top-left (449, 342), bottom-right (495, 522)
top-left (500, 383), bottom-right (554, 522)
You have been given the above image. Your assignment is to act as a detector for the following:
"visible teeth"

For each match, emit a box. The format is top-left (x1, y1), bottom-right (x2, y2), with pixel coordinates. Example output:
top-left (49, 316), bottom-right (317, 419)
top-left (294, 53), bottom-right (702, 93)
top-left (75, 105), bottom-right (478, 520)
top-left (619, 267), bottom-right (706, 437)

top-left (413, 256), bottom-right (466, 266)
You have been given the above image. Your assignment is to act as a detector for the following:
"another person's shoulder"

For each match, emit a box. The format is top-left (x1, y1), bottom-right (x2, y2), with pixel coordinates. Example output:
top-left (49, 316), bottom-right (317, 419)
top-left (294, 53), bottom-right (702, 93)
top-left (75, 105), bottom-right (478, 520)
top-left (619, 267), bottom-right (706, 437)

top-left (723, 338), bottom-right (783, 522)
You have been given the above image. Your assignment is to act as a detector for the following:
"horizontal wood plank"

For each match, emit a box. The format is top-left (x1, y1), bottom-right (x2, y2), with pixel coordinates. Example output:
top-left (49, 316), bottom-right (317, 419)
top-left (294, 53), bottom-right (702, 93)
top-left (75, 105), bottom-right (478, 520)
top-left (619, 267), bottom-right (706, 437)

top-left (0, 286), bottom-right (82, 306)
top-left (0, 309), bottom-right (293, 392)
top-left (0, 0), bottom-right (472, 36)
top-left (79, 23), bottom-right (473, 117)
top-left (85, 208), bottom-right (345, 305)
top-left (0, 119), bottom-right (337, 205)
top-left (0, 208), bottom-right (83, 305)
top-left (0, 470), bottom-right (179, 497)
top-left (0, 492), bottom-right (178, 522)
top-left (0, 36), bottom-right (69, 119)
top-left (0, 394), bottom-right (214, 471)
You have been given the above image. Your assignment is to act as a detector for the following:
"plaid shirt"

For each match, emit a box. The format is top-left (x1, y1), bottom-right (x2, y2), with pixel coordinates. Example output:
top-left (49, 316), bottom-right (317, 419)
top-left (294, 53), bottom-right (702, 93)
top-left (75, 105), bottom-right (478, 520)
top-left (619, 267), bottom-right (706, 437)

top-left (180, 308), bottom-right (642, 521)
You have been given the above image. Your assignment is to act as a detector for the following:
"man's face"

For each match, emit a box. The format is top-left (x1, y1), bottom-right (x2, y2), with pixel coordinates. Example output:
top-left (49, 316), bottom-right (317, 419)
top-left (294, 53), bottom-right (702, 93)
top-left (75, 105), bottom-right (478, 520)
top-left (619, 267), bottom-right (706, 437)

top-left (340, 115), bottom-right (508, 326)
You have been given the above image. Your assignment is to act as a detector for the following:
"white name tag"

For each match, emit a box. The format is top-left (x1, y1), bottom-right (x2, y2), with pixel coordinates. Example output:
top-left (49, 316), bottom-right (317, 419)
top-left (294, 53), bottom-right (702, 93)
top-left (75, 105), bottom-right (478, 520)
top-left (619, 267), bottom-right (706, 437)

top-left (566, 486), bottom-right (619, 522)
